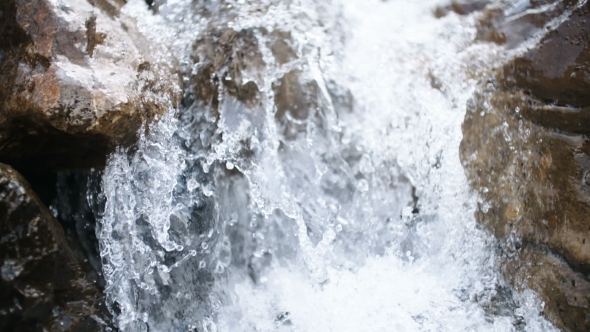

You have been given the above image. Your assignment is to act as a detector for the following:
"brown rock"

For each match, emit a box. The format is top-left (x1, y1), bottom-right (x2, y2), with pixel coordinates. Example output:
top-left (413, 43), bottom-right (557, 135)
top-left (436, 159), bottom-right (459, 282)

top-left (273, 69), bottom-right (324, 140)
top-left (503, 3), bottom-right (590, 107)
top-left (188, 22), bottom-right (326, 145)
top-left (434, 0), bottom-right (490, 18)
top-left (461, 88), bottom-right (590, 332)
top-left (191, 27), bottom-right (264, 111)
top-left (0, 0), bottom-right (181, 171)
top-left (461, 3), bottom-right (590, 330)
top-left (505, 246), bottom-right (590, 331)
top-left (0, 163), bottom-right (109, 331)
top-left (475, 0), bottom-right (578, 48)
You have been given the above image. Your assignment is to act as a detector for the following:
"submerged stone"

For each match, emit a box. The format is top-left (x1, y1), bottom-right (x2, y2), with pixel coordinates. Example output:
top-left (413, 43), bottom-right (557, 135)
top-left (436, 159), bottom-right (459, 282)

top-left (191, 27), bottom-right (264, 111)
top-left (0, 0), bottom-right (181, 171)
top-left (0, 163), bottom-right (109, 331)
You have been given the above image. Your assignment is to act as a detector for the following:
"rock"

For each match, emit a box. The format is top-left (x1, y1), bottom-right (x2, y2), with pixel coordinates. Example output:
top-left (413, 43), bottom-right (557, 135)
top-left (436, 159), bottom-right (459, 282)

top-left (0, 163), bottom-right (109, 331)
top-left (503, 2), bottom-right (590, 107)
top-left (273, 69), bottom-right (324, 140)
top-left (50, 171), bottom-right (106, 292)
top-left (475, 0), bottom-right (577, 48)
top-left (461, 87), bottom-right (590, 332)
top-left (505, 246), bottom-right (590, 331)
top-left (191, 27), bottom-right (264, 111)
top-left (0, 0), bottom-right (181, 171)
top-left (433, 0), bottom-right (490, 18)
top-left (461, 4), bottom-right (590, 331)
top-left (188, 18), bottom-right (328, 148)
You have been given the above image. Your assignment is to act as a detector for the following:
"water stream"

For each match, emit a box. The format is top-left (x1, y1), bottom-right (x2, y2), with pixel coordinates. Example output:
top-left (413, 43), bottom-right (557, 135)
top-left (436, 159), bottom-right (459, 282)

top-left (94, 0), bottom-right (560, 330)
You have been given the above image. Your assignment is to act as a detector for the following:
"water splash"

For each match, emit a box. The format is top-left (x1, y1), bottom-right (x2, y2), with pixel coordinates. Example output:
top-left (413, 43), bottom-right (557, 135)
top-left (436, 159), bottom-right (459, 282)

top-left (96, 0), bottom-right (559, 330)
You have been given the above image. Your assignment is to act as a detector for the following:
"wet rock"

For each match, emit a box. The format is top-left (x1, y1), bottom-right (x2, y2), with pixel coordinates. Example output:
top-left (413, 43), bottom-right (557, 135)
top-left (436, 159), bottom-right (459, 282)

top-left (461, 86), bottom-right (590, 332)
top-left (52, 171), bottom-right (106, 291)
top-left (0, 0), bottom-right (181, 171)
top-left (183, 25), bottom-right (266, 159)
top-left (273, 69), bottom-right (325, 140)
top-left (475, 0), bottom-right (577, 48)
top-left (188, 18), bottom-right (329, 148)
top-left (191, 27), bottom-right (264, 111)
top-left (461, 3), bottom-right (590, 330)
top-left (518, 102), bottom-right (590, 135)
top-left (0, 163), bottom-right (109, 331)
top-left (503, 3), bottom-right (590, 107)
top-left (505, 246), bottom-right (590, 331)
top-left (433, 0), bottom-right (490, 18)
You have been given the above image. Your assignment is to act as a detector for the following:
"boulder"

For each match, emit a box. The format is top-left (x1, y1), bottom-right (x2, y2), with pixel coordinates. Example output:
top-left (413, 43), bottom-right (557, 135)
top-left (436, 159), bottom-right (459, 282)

top-left (0, 0), bottom-right (181, 171)
top-left (0, 163), bottom-right (109, 331)
top-left (461, 3), bottom-right (590, 331)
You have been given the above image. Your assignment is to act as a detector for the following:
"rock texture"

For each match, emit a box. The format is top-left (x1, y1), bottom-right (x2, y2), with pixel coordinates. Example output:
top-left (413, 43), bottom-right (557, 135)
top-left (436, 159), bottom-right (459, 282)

top-left (434, 0), bottom-right (490, 18)
top-left (0, 0), bottom-right (181, 170)
top-left (475, 0), bottom-right (577, 48)
top-left (461, 2), bottom-right (590, 331)
top-left (191, 27), bottom-right (264, 112)
top-left (0, 163), bottom-right (108, 331)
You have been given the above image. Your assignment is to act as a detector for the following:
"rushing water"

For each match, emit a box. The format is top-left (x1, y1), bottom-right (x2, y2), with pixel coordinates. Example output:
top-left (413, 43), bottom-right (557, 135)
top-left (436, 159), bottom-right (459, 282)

top-left (94, 0), bottom-right (561, 331)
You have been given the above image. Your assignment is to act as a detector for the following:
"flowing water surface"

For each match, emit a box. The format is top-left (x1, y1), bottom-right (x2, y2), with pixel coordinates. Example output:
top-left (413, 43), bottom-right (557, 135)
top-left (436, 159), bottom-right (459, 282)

top-left (94, 0), bottom-right (562, 330)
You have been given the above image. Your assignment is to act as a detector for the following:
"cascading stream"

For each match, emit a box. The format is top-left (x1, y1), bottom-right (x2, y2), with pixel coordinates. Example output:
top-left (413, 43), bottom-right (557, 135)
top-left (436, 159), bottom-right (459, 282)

top-left (96, 0), bottom-right (560, 331)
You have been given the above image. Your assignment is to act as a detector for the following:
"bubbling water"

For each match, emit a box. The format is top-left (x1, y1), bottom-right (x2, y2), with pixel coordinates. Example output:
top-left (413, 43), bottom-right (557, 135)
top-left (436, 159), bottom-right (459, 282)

top-left (97, 0), bottom-right (558, 331)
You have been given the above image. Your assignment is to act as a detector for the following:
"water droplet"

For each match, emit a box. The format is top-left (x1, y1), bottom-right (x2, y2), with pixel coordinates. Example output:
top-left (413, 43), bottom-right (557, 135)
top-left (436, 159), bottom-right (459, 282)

top-left (357, 179), bottom-right (369, 192)
top-left (359, 154), bottom-right (375, 174)
top-left (187, 178), bottom-right (199, 191)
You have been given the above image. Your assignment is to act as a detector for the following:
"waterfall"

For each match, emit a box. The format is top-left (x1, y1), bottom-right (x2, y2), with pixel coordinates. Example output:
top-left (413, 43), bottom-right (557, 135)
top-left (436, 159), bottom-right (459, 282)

top-left (96, 0), bottom-right (558, 330)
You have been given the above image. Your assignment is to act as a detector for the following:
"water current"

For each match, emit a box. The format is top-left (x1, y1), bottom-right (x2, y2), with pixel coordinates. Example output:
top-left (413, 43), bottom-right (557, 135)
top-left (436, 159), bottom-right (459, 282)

top-left (94, 0), bottom-right (563, 330)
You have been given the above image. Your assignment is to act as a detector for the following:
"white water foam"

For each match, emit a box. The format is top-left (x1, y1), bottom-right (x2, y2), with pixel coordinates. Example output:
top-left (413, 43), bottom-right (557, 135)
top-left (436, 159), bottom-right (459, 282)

top-left (97, 0), bottom-right (559, 331)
